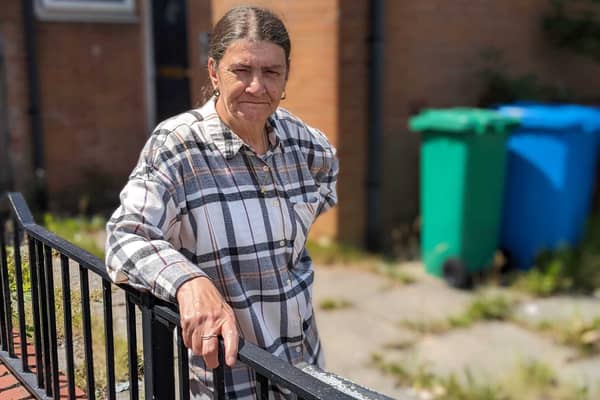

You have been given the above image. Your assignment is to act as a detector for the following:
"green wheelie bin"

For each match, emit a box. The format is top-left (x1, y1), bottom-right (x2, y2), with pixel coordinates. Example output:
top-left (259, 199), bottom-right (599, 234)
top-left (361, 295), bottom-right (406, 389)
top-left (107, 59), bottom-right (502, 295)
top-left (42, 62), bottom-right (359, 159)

top-left (409, 108), bottom-right (518, 288)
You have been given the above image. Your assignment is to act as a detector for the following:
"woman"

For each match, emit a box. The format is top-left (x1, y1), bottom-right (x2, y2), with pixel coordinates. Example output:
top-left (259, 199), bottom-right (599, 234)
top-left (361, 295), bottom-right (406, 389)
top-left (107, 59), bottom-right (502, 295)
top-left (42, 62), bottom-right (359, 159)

top-left (105, 5), bottom-right (338, 399)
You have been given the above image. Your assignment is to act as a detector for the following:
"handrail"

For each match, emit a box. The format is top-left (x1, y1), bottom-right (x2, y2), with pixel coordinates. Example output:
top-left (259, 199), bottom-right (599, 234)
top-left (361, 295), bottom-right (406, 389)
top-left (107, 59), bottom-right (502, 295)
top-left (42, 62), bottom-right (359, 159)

top-left (0, 192), bottom-right (398, 400)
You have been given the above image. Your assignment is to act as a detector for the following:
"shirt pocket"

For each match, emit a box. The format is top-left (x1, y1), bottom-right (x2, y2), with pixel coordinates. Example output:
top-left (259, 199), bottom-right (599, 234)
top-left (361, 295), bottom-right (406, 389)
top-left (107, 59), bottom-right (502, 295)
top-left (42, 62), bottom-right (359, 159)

top-left (290, 195), bottom-right (319, 265)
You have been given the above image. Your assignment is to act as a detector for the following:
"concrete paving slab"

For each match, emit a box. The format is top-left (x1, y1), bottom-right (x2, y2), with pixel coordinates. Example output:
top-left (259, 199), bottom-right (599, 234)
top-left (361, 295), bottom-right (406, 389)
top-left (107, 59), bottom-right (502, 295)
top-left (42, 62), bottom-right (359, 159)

top-left (562, 357), bottom-right (600, 393)
top-left (515, 296), bottom-right (600, 325)
top-left (315, 308), bottom-right (416, 399)
top-left (385, 322), bottom-right (577, 381)
top-left (314, 264), bottom-right (600, 399)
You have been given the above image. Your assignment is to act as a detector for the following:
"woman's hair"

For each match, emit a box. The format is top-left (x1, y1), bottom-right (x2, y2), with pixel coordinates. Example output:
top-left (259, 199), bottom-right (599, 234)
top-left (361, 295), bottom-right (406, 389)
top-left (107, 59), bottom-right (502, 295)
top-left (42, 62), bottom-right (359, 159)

top-left (210, 6), bottom-right (291, 70)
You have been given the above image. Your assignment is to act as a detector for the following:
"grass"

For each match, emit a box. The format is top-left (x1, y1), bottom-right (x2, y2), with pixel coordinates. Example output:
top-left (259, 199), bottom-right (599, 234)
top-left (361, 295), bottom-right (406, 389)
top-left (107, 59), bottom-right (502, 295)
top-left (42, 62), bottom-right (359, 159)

top-left (5, 247), bottom-right (32, 297)
top-left (42, 213), bottom-right (106, 259)
top-left (371, 353), bottom-right (592, 399)
top-left (4, 238), bottom-right (135, 396)
top-left (448, 294), bottom-right (514, 328)
top-left (503, 359), bottom-right (590, 400)
top-left (517, 316), bottom-right (600, 359)
top-left (319, 298), bottom-right (353, 311)
top-left (51, 284), bottom-right (137, 396)
top-left (73, 316), bottom-right (137, 397)
top-left (511, 251), bottom-right (576, 296)
top-left (508, 212), bottom-right (600, 297)
top-left (400, 294), bottom-right (516, 335)
top-left (382, 339), bottom-right (417, 351)
top-left (306, 239), bottom-right (417, 285)
top-left (370, 353), bottom-right (505, 400)
top-left (399, 319), bottom-right (454, 335)
top-left (306, 239), bottom-right (380, 266)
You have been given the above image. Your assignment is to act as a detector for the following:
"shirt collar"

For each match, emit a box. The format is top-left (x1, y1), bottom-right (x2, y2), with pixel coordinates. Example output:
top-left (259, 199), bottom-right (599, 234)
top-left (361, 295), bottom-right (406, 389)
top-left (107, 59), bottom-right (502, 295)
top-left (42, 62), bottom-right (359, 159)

top-left (199, 97), bottom-right (283, 159)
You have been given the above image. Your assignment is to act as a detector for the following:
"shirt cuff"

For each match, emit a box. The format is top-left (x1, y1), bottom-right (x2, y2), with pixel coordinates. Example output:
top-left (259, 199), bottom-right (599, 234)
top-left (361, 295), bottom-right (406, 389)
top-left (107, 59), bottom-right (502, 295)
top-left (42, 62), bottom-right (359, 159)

top-left (153, 260), bottom-right (210, 304)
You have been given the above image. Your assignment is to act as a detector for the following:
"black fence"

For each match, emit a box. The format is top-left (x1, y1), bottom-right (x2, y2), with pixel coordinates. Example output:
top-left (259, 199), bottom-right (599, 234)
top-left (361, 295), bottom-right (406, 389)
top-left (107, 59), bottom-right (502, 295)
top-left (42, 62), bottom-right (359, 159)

top-left (0, 192), bottom-right (397, 400)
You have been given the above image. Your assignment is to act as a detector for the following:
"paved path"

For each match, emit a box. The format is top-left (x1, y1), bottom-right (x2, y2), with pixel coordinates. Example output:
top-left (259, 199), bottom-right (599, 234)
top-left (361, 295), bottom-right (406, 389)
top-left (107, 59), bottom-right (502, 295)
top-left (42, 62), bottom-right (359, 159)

top-left (0, 361), bottom-right (35, 400)
top-left (312, 262), bottom-right (600, 399)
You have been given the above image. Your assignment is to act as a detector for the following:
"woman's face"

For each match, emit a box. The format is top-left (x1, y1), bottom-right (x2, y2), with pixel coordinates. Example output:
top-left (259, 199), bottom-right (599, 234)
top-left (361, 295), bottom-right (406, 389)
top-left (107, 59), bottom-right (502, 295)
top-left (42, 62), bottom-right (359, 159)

top-left (209, 39), bottom-right (288, 127)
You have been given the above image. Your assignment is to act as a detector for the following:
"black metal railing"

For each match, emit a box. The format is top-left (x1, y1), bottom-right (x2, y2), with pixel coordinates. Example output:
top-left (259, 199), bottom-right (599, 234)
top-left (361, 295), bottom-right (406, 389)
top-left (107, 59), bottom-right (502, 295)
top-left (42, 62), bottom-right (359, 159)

top-left (0, 192), bottom-right (398, 400)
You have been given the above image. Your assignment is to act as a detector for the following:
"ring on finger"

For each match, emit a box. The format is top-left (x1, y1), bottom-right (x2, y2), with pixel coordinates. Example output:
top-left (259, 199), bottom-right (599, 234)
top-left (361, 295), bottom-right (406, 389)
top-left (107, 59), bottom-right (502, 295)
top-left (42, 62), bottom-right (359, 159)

top-left (200, 334), bottom-right (218, 340)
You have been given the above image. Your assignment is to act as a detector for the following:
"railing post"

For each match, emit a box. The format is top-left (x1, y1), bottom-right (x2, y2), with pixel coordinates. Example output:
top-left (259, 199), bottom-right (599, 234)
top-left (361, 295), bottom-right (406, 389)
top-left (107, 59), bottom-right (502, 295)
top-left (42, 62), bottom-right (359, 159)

top-left (0, 215), bottom-right (14, 356)
top-left (141, 294), bottom-right (175, 400)
top-left (0, 193), bottom-right (400, 400)
top-left (12, 217), bottom-right (29, 372)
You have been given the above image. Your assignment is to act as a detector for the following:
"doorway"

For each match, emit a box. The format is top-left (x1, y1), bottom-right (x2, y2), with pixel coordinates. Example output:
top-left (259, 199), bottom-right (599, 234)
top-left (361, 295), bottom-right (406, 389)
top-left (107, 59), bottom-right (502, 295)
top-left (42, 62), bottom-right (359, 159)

top-left (152, 0), bottom-right (191, 122)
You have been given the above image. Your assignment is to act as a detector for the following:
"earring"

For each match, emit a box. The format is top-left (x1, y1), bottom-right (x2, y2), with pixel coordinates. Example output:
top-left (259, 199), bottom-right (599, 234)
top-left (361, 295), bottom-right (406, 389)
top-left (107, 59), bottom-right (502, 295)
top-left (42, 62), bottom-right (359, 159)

top-left (280, 91), bottom-right (286, 100)
top-left (213, 88), bottom-right (220, 97)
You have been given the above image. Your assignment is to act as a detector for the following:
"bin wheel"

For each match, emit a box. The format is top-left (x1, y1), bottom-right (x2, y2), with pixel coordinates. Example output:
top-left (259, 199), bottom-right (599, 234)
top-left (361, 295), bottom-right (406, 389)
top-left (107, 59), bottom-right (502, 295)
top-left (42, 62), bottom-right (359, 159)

top-left (442, 258), bottom-right (472, 289)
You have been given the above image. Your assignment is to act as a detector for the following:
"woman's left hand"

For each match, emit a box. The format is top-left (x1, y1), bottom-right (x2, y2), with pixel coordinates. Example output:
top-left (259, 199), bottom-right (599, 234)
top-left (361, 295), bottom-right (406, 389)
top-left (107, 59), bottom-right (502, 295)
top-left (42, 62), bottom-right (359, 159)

top-left (176, 276), bottom-right (239, 369)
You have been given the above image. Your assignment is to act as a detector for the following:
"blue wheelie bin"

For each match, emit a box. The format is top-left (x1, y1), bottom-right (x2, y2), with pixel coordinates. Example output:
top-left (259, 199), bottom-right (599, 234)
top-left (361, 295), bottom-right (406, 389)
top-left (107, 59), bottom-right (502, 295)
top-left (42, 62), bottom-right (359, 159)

top-left (497, 103), bottom-right (600, 269)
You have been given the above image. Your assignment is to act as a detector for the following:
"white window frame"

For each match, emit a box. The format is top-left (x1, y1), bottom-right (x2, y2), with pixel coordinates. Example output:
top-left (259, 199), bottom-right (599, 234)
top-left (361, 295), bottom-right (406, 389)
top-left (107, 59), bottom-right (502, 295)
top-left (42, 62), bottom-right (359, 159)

top-left (35, 0), bottom-right (137, 23)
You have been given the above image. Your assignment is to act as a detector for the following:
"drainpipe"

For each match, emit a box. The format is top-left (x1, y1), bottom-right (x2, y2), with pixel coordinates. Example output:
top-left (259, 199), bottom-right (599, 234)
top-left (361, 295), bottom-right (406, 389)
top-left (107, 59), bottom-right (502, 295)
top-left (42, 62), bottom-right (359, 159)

top-left (22, 0), bottom-right (47, 210)
top-left (366, 0), bottom-right (384, 251)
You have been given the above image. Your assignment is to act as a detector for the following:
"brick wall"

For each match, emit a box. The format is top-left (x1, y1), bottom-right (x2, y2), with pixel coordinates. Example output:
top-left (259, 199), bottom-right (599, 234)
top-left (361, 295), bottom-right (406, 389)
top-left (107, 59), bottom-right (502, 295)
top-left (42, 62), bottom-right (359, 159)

top-left (382, 0), bottom-right (600, 247)
top-left (35, 1), bottom-right (148, 211)
top-left (210, 0), bottom-right (341, 241)
top-left (0, 1), bottom-right (33, 195)
top-left (4, 0), bottom-right (600, 247)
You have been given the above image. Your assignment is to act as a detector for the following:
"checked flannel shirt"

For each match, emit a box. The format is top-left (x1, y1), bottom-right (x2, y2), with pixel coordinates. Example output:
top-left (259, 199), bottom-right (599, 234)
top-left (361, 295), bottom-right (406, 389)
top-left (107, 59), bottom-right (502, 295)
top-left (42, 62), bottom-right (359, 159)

top-left (105, 98), bottom-right (338, 399)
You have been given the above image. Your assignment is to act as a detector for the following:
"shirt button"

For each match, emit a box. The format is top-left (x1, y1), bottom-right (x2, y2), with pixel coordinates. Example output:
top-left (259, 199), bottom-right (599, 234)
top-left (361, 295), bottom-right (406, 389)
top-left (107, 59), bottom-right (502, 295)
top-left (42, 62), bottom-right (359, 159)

top-left (273, 200), bottom-right (280, 207)
top-left (262, 165), bottom-right (269, 172)
top-left (295, 346), bottom-right (301, 354)
top-left (280, 240), bottom-right (286, 247)
top-left (287, 279), bottom-right (292, 287)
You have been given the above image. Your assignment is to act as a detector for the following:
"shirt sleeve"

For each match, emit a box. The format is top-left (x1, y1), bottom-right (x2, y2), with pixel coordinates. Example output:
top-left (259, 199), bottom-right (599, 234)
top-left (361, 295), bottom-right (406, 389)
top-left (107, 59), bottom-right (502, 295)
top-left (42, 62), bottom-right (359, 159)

top-left (105, 136), bottom-right (208, 304)
top-left (309, 128), bottom-right (339, 217)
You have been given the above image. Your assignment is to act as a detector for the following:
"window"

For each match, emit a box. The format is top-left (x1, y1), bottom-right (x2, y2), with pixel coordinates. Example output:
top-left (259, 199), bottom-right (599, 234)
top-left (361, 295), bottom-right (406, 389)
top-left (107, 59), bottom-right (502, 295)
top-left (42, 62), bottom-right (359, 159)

top-left (35, 0), bottom-right (137, 23)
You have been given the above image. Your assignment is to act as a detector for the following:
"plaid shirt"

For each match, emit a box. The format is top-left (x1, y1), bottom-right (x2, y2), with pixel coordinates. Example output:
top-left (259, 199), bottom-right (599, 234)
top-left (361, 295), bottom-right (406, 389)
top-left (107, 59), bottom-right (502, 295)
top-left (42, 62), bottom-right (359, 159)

top-left (105, 98), bottom-right (338, 399)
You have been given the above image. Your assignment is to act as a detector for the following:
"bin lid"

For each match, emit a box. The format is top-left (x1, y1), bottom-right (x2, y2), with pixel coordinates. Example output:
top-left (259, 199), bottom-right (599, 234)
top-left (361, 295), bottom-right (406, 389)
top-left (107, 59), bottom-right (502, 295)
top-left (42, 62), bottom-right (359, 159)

top-left (497, 103), bottom-right (600, 133)
top-left (409, 108), bottom-right (519, 135)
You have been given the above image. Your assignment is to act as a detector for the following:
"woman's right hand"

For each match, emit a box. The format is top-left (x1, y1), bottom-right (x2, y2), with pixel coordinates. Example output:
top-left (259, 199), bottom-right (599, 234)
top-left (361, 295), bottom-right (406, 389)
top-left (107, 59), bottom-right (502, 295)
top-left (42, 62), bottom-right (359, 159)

top-left (176, 276), bottom-right (239, 368)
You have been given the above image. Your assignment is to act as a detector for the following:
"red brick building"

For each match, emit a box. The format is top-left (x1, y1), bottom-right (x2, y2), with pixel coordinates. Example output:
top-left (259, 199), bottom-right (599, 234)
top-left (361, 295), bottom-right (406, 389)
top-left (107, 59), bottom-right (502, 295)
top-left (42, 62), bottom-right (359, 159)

top-left (2, 0), bottom-right (600, 250)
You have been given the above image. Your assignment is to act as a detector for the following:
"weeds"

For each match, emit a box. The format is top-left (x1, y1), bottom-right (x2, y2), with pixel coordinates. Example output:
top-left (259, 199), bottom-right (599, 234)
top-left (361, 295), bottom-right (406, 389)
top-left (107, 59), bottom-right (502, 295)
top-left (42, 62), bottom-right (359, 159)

top-left (319, 298), bottom-right (353, 311)
top-left (306, 240), bottom-right (379, 266)
top-left (371, 353), bottom-right (591, 399)
top-left (512, 251), bottom-right (575, 296)
top-left (382, 340), bottom-right (417, 351)
top-left (6, 247), bottom-right (34, 337)
top-left (448, 294), bottom-right (514, 328)
top-left (399, 319), bottom-right (453, 335)
top-left (377, 263), bottom-right (417, 286)
top-left (74, 317), bottom-right (135, 396)
top-left (503, 359), bottom-right (590, 400)
top-left (400, 294), bottom-right (515, 335)
top-left (307, 239), bottom-right (416, 285)
top-left (5, 246), bottom-right (32, 296)
top-left (517, 316), bottom-right (600, 359)
top-left (43, 213), bottom-right (106, 259)
top-left (370, 353), bottom-right (505, 400)
top-left (510, 213), bottom-right (600, 297)
top-left (5, 243), bottom-right (133, 396)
